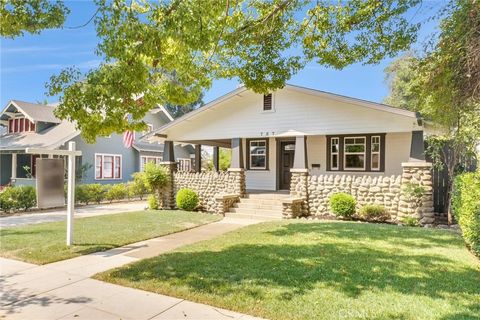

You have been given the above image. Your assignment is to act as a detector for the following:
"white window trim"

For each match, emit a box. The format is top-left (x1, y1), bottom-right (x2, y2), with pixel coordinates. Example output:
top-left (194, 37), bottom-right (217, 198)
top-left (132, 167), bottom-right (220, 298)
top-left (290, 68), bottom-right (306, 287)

top-left (343, 136), bottom-right (366, 171)
top-left (249, 139), bottom-right (267, 170)
top-left (330, 137), bottom-right (340, 171)
top-left (261, 93), bottom-right (275, 113)
top-left (140, 155), bottom-right (162, 171)
top-left (371, 135), bottom-right (381, 171)
top-left (177, 158), bottom-right (192, 172)
top-left (95, 153), bottom-right (122, 180)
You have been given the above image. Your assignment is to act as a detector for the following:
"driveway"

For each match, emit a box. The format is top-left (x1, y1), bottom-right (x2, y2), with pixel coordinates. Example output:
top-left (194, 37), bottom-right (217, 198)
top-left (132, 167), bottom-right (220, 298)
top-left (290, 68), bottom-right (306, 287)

top-left (0, 217), bottom-right (265, 320)
top-left (0, 201), bottom-right (146, 228)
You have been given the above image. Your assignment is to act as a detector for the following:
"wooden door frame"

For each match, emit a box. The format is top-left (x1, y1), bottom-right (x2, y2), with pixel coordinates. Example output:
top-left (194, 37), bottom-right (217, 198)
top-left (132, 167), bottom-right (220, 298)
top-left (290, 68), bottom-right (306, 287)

top-left (276, 138), bottom-right (296, 190)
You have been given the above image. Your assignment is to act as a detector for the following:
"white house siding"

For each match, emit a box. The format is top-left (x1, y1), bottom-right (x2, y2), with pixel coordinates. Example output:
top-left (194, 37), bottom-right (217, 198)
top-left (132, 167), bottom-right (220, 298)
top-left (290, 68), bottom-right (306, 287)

top-left (164, 88), bottom-right (420, 141)
top-left (385, 132), bottom-right (412, 175)
top-left (244, 137), bottom-right (277, 190)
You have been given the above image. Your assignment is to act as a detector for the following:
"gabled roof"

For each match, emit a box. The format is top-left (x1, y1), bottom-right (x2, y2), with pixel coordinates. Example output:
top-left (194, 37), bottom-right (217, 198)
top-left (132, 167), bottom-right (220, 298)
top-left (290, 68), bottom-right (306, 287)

top-left (144, 84), bottom-right (419, 141)
top-left (2, 100), bottom-right (61, 123)
top-left (0, 121), bottom-right (79, 151)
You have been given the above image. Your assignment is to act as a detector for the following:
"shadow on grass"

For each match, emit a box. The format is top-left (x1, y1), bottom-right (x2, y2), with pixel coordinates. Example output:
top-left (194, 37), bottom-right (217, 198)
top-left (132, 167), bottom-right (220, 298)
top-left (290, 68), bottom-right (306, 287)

top-left (266, 221), bottom-right (463, 249)
top-left (100, 222), bottom-right (480, 319)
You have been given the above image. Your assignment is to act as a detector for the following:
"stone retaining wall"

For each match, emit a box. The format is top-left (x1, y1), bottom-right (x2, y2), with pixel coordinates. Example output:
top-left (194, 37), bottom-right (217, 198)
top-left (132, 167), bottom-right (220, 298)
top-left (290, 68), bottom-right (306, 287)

top-left (173, 169), bottom-right (245, 213)
top-left (290, 162), bottom-right (434, 224)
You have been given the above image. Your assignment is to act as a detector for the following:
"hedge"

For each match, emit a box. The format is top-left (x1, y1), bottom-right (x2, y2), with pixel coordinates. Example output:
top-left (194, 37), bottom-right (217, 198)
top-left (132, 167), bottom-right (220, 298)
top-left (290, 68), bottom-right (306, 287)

top-left (0, 186), bottom-right (37, 212)
top-left (453, 172), bottom-right (480, 257)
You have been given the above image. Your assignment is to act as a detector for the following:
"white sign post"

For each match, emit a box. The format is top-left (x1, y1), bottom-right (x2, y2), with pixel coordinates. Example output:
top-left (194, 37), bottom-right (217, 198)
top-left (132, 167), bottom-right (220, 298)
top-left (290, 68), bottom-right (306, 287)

top-left (26, 142), bottom-right (82, 246)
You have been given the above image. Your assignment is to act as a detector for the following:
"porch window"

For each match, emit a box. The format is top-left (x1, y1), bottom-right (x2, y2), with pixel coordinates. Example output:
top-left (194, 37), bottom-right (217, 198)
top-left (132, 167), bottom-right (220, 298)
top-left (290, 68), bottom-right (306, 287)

top-left (178, 158), bottom-right (192, 172)
top-left (344, 137), bottom-right (366, 170)
top-left (248, 139), bottom-right (268, 170)
top-left (95, 154), bottom-right (122, 179)
top-left (7, 118), bottom-right (35, 133)
top-left (140, 156), bottom-right (162, 171)
top-left (330, 137), bottom-right (339, 170)
top-left (327, 134), bottom-right (385, 172)
top-left (371, 136), bottom-right (381, 171)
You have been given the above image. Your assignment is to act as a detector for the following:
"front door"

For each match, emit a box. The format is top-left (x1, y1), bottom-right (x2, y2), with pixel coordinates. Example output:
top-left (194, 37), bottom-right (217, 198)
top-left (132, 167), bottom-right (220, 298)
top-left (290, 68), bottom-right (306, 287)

top-left (279, 141), bottom-right (295, 190)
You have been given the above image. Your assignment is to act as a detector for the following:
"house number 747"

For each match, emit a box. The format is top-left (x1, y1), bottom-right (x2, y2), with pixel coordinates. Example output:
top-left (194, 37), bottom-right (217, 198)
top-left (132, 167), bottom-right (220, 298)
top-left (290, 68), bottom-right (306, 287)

top-left (260, 131), bottom-right (275, 136)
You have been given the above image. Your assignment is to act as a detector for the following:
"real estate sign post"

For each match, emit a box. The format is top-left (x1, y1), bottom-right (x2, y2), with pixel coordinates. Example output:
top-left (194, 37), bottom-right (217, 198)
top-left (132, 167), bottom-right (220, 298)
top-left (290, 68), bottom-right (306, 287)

top-left (26, 142), bottom-right (81, 246)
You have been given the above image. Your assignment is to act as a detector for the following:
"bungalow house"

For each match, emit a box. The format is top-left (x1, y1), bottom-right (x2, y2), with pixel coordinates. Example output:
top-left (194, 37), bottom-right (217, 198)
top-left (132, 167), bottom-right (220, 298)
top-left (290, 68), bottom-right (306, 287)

top-left (0, 100), bottom-right (193, 188)
top-left (145, 84), bottom-right (437, 224)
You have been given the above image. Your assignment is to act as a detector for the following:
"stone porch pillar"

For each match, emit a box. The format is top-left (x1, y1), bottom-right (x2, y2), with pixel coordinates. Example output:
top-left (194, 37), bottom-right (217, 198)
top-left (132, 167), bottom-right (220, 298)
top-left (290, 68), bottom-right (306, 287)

top-left (290, 135), bottom-right (309, 216)
top-left (160, 140), bottom-right (176, 209)
top-left (398, 162), bottom-right (435, 225)
top-left (228, 138), bottom-right (246, 197)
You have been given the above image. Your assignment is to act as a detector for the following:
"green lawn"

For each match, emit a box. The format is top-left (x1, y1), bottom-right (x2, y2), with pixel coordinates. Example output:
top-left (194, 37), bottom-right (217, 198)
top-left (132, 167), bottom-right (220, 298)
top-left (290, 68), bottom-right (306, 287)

top-left (96, 221), bottom-right (480, 320)
top-left (0, 210), bottom-right (220, 264)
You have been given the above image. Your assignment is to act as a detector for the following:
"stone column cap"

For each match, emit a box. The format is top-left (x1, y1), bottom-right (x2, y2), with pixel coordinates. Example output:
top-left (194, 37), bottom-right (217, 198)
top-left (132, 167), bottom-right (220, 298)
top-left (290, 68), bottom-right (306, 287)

top-left (290, 168), bottom-right (309, 173)
top-left (228, 168), bottom-right (245, 172)
top-left (401, 162), bottom-right (432, 168)
top-left (159, 161), bottom-right (177, 165)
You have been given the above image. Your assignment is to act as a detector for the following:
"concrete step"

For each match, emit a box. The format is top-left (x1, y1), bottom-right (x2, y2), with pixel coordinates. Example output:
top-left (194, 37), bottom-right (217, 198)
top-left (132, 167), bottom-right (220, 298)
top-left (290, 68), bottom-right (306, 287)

top-left (234, 203), bottom-right (284, 211)
top-left (245, 193), bottom-right (290, 200)
top-left (228, 208), bottom-right (282, 216)
top-left (238, 198), bottom-right (285, 206)
top-left (224, 212), bottom-right (283, 220)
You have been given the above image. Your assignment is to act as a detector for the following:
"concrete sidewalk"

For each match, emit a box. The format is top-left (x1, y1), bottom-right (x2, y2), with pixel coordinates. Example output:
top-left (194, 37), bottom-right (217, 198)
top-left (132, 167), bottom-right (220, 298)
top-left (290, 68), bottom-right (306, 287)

top-left (0, 217), bottom-right (267, 320)
top-left (0, 201), bottom-right (146, 228)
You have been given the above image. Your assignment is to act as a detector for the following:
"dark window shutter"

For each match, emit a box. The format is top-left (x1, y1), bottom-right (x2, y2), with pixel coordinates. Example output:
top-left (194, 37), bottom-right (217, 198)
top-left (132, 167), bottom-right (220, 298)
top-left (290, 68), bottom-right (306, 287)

top-left (263, 94), bottom-right (272, 111)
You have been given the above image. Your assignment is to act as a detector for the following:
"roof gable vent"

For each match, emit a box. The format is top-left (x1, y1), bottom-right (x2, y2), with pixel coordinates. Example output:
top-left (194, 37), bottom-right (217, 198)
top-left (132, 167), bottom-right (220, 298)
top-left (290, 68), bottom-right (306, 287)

top-left (263, 94), bottom-right (272, 111)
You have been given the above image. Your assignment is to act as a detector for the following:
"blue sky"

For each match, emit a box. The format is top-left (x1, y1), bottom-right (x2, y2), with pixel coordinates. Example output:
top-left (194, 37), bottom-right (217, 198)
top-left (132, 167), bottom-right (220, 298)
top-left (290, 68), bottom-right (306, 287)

top-left (0, 1), bottom-right (443, 108)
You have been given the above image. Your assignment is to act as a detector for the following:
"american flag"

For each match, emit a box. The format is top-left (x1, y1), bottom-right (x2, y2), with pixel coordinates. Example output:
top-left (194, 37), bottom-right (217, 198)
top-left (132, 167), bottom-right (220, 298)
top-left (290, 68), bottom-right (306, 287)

top-left (123, 114), bottom-right (134, 148)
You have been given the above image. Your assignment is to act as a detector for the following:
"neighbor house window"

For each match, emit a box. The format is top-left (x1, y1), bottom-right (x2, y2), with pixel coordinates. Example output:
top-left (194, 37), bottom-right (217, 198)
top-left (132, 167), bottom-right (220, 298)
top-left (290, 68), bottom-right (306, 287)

top-left (327, 135), bottom-right (385, 172)
top-left (95, 154), bottom-right (122, 179)
top-left (248, 139), bottom-right (268, 170)
top-left (330, 137), bottom-right (339, 170)
top-left (178, 158), bottom-right (192, 172)
top-left (140, 156), bottom-right (162, 171)
top-left (8, 117), bottom-right (35, 133)
top-left (371, 136), bottom-right (381, 171)
top-left (344, 137), bottom-right (366, 170)
top-left (263, 94), bottom-right (272, 111)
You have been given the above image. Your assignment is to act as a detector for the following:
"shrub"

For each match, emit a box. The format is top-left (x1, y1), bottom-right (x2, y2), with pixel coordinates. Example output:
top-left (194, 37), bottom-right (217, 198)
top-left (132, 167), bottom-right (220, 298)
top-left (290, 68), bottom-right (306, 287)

top-left (453, 172), bottom-right (480, 257)
top-left (144, 163), bottom-right (171, 207)
top-left (0, 186), bottom-right (36, 212)
top-left (75, 184), bottom-right (90, 204)
top-left (176, 188), bottom-right (199, 211)
top-left (129, 172), bottom-right (148, 199)
top-left (329, 193), bottom-right (356, 218)
top-left (16, 186), bottom-right (36, 211)
top-left (147, 194), bottom-right (159, 210)
top-left (359, 204), bottom-right (389, 221)
top-left (86, 184), bottom-right (106, 204)
top-left (105, 184), bottom-right (128, 202)
top-left (401, 216), bottom-right (419, 227)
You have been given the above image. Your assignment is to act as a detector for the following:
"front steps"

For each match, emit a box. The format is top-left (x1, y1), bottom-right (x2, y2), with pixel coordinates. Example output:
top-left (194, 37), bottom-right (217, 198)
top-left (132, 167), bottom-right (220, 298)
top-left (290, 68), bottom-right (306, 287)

top-left (225, 192), bottom-right (289, 220)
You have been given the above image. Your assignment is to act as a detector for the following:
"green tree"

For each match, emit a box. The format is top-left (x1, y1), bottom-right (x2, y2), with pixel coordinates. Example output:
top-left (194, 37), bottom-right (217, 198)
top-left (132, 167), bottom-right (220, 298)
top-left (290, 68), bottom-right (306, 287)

top-left (0, 0), bottom-right (69, 38)
top-left (384, 0), bottom-right (480, 223)
top-left (44, 0), bottom-right (422, 143)
top-left (164, 93), bottom-right (204, 119)
top-left (143, 162), bottom-right (171, 208)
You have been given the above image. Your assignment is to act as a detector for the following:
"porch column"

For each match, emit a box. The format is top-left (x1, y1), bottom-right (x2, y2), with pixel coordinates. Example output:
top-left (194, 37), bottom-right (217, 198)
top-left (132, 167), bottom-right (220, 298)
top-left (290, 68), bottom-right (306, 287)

top-left (162, 140), bottom-right (175, 162)
top-left (228, 138), bottom-right (246, 197)
top-left (230, 138), bottom-right (244, 169)
top-left (194, 144), bottom-right (202, 172)
top-left (409, 130), bottom-right (425, 161)
top-left (213, 146), bottom-right (220, 172)
top-left (293, 135), bottom-right (308, 169)
top-left (11, 153), bottom-right (17, 179)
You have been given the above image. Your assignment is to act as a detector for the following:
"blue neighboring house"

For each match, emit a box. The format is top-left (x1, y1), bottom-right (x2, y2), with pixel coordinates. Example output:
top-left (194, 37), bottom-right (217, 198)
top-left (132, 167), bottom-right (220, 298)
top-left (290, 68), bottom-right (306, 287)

top-left (0, 100), bottom-right (194, 188)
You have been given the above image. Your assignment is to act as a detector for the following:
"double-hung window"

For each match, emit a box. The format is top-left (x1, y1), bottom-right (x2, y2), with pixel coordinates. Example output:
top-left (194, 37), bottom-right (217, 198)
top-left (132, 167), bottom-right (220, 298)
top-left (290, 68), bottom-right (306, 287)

top-left (249, 140), bottom-right (267, 170)
top-left (344, 137), bottom-right (366, 170)
top-left (95, 154), bottom-right (122, 179)
top-left (140, 156), bottom-right (162, 171)
top-left (327, 135), bottom-right (384, 172)
top-left (178, 158), bottom-right (192, 172)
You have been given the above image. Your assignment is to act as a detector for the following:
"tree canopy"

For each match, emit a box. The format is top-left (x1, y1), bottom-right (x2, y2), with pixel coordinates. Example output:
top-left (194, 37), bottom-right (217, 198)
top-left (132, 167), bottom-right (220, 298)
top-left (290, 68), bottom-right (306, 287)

top-left (0, 0), bottom-right (69, 38)
top-left (40, 0), bottom-right (422, 142)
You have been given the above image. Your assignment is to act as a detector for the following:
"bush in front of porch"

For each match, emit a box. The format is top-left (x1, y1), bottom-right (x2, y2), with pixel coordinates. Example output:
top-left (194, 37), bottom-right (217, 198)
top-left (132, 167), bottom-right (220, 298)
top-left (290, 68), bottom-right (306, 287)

top-left (0, 186), bottom-right (36, 213)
